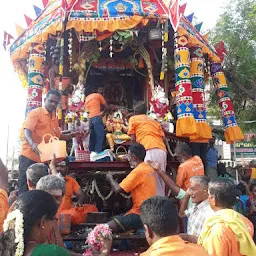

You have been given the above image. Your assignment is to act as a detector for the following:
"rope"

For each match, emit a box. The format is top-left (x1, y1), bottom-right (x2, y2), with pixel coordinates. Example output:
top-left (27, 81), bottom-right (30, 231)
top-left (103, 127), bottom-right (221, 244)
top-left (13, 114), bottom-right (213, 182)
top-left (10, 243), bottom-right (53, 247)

top-left (131, 53), bottom-right (147, 77)
top-left (84, 62), bottom-right (92, 83)
top-left (166, 139), bottom-right (175, 157)
top-left (149, 45), bottom-right (161, 63)
top-left (134, 44), bottom-right (154, 91)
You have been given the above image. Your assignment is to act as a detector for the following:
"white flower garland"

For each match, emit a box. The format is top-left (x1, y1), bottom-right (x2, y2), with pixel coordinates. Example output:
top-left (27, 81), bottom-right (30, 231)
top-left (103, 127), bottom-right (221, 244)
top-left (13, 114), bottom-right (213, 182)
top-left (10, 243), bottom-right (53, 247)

top-left (3, 209), bottom-right (24, 256)
top-left (89, 179), bottom-right (131, 201)
top-left (90, 179), bottom-right (113, 201)
top-left (120, 193), bottom-right (131, 199)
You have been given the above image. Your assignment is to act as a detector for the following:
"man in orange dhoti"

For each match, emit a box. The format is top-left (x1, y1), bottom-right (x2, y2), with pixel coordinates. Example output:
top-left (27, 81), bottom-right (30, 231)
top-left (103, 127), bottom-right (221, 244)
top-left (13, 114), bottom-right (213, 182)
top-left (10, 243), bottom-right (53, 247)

top-left (50, 158), bottom-right (86, 212)
top-left (50, 157), bottom-right (97, 219)
top-left (128, 104), bottom-right (167, 196)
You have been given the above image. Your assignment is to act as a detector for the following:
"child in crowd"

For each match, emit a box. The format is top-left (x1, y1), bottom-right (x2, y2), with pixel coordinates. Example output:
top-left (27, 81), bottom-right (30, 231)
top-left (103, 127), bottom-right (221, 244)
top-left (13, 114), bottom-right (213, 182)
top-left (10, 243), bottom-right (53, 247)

top-left (246, 182), bottom-right (256, 241)
top-left (74, 118), bottom-right (90, 150)
top-left (69, 116), bottom-right (90, 157)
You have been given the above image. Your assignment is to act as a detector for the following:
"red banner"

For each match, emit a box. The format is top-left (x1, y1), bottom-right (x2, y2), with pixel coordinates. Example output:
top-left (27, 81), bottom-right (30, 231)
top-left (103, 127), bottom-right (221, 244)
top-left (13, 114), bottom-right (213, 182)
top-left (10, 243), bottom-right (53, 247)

top-left (163, 0), bottom-right (181, 31)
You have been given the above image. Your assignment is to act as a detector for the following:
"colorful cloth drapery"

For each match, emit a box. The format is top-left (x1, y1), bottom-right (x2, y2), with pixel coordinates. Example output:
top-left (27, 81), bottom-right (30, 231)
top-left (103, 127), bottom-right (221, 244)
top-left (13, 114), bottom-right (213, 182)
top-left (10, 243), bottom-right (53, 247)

top-left (178, 17), bottom-right (220, 62)
top-left (66, 0), bottom-right (168, 32)
top-left (10, 0), bottom-right (169, 61)
top-left (10, 0), bottom-right (65, 61)
top-left (174, 34), bottom-right (197, 137)
top-left (190, 46), bottom-right (211, 140)
top-left (210, 62), bottom-right (244, 143)
top-left (26, 43), bottom-right (45, 115)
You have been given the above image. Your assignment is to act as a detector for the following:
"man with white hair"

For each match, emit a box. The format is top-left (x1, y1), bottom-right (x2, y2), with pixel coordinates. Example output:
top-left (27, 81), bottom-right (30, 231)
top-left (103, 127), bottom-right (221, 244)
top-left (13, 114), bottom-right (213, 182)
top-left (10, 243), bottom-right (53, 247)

top-left (8, 163), bottom-right (49, 213)
top-left (36, 175), bottom-right (66, 207)
top-left (179, 176), bottom-right (214, 243)
top-left (26, 163), bottom-right (49, 190)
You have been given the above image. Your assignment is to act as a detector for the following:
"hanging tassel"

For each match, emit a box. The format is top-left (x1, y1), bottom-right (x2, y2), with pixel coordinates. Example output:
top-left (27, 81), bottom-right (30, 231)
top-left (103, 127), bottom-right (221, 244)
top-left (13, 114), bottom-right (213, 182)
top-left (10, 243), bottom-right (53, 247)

top-left (160, 22), bottom-right (168, 81)
top-left (68, 30), bottom-right (73, 74)
top-left (99, 41), bottom-right (102, 52)
top-left (174, 34), bottom-right (197, 137)
top-left (210, 62), bottom-right (244, 143)
top-left (58, 36), bottom-right (65, 120)
top-left (189, 46), bottom-right (212, 141)
top-left (109, 37), bottom-right (113, 58)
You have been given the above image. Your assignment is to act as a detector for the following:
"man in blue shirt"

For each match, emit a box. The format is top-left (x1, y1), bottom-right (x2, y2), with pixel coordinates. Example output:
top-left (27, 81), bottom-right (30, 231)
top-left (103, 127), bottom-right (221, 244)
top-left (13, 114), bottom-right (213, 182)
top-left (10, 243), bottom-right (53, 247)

top-left (206, 137), bottom-right (218, 180)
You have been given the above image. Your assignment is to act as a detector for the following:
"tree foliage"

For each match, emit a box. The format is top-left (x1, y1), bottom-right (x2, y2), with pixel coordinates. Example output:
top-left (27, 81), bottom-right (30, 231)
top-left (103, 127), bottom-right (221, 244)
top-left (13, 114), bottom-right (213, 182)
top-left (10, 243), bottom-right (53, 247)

top-left (209, 0), bottom-right (256, 132)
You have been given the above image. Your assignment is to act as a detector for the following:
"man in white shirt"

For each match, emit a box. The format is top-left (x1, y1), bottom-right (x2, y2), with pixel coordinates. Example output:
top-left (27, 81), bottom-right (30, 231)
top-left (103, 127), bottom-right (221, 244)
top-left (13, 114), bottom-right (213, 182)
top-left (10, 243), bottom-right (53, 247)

top-left (179, 176), bottom-right (214, 242)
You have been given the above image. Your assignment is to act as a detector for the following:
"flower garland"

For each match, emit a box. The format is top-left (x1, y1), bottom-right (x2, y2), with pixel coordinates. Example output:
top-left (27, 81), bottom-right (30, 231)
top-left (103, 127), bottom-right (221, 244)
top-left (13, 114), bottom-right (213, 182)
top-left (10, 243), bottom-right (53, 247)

top-left (90, 179), bottom-right (131, 201)
top-left (68, 30), bottom-right (73, 74)
top-left (109, 36), bottom-right (113, 58)
top-left (83, 224), bottom-right (112, 256)
top-left (3, 209), bottom-right (24, 256)
top-left (160, 21), bottom-right (168, 81)
top-left (120, 192), bottom-right (131, 199)
top-left (59, 38), bottom-right (64, 78)
top-left (90, 179), bottom-right (114, 201)
top-left (99, 41), bottom-right (103, 52)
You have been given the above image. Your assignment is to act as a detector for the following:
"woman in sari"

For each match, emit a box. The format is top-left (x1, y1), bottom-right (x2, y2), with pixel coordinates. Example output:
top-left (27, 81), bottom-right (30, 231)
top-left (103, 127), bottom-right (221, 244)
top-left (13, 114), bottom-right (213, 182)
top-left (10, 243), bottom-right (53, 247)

top-left (0, 190), bottom-right (71, 256)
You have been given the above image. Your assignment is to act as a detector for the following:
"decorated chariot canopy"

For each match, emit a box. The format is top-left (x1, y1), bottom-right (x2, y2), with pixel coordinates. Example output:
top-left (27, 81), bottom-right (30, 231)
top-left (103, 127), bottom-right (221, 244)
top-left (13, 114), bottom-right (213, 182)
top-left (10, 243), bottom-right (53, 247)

top-left (6, 0), bottom-right (244, 143)
top-left (9, 0), bottom-right (220, 62)
top-left (10, 0), bottom-right (169, 60)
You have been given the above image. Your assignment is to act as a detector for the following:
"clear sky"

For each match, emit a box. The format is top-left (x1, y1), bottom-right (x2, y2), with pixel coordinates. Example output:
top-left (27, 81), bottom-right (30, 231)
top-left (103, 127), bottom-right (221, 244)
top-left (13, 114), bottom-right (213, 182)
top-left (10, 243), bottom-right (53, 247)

top-left (0, 0), bottom-right (227, 164)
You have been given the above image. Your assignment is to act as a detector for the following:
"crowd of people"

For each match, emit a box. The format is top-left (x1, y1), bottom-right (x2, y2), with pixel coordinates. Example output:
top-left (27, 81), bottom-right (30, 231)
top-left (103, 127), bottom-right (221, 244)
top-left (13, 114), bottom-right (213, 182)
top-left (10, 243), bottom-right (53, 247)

top-left (0, 88), bottom-right (256, 255)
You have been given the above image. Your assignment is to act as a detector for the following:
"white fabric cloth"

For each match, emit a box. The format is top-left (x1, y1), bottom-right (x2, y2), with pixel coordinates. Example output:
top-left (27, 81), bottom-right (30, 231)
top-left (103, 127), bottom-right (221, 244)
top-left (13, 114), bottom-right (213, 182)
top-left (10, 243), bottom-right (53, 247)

top-left (144, 148), bottom-right (167, 196)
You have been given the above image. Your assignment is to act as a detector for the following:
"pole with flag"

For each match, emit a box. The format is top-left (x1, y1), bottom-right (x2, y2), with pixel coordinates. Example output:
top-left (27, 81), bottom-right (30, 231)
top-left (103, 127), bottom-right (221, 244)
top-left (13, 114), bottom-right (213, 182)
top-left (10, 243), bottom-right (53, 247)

top-left (195, 22), bottom-right (203, 32)
top-left (34, 5), bottom-right (42, 17)
top-left (161, 0), bottom-right (181, 31)
top-left (42, 0), bottom-right (49, 8)
top-left (15, 24), bottom-right (25, 37)
top-left (186, 13), bottom-right (194, 23)
top-left (169, 0), bottom-right (180, 31)
top-left (179, 3), bottom-right (187, 16)
top-left (24, 15), bottom-right (33, 27)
